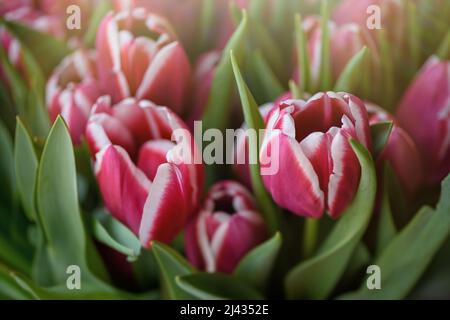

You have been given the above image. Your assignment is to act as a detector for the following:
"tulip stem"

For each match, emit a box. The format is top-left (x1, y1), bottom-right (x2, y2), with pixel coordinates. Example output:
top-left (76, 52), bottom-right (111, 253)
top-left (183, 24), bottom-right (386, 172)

top-left (303, 218), bottom-right (319, 259)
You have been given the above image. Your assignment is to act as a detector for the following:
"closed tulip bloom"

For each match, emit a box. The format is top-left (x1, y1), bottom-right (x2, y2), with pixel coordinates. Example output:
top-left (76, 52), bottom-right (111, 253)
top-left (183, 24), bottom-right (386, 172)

top-left (396, 57), bottom-right (450, 185)
top-left (366, 103), bottom-right (423, 195)
top-left (185, 181), bottom-right (266, 273)
top-left (294, 16), bottom-right (379, 87)
top-left (46, 50), bottom-right (101, 144)
top-left (96, 8), bottom-right (191, 115)
top-left (86, 97), bottom-right (203, 247)
top-left (260, 92), bottom-right (372, 218)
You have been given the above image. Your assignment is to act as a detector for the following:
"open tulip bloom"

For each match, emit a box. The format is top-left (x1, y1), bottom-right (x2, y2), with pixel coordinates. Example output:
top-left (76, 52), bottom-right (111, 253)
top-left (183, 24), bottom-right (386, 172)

top-left (0, 0), bottom-right (450, 302)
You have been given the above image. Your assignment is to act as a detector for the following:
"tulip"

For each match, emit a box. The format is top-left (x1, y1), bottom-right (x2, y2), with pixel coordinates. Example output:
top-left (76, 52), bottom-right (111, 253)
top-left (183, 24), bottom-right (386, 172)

top-left (187, 51), bottom-right (221, 127)
top-left (260, 92), bottom-right (372, 218)
top-left (0, 27), bottom-right (25, 81)
top-left (113, 0), bottom-right (202, 51)
top-left (86, 96), bottom-right (203, 247)
top-left (396, 57), bottom-right (450, 185)
top-left (46, 50), bottom-right (101, 144)
top-left (294, 16), bottom-right (379, 88)
top-left (185, 181), bottom-right (266, 273)
top-left (365, 103), bottom-right (423, 195)
top-left (332, 0), bottom-right (405, 45)
top-left (96, 8), bottom-right (191, 115)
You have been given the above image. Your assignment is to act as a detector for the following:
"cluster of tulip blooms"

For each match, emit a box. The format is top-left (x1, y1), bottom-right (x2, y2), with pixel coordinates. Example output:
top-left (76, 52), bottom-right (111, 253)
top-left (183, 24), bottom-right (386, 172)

top-left (0, 0), bottom-right (449, 300)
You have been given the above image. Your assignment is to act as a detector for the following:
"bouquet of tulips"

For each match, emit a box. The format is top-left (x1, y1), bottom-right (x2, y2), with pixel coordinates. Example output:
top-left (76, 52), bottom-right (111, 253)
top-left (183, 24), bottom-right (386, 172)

top-left (0, 0), bottom-right (449, 300)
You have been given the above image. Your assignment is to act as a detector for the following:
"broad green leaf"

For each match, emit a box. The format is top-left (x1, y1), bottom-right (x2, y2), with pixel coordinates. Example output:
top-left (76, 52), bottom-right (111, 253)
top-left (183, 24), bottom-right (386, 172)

top-left (370, 121), bottom-right (393, 158)
top-left (0, 231), bottom-right (30, 276)
top-left (334, 47), bottom-right (368, 93)
top-left (14, 118), bottom-right (38, 221)
top-left (0, 263), bottom-right (34, 299)
top-left (295, 14), bottom-right (311, 96)
top-left (0, 19), bottom-right (70, 76)
top-left (285, 140), bottom-right (377, 299)
top-left (90, 209), bottom-right (141, 262)
top-left (234, 232), bottom-right (282, 291)
top-left (231, 51), bottom-right (280, 233)
top-left (340, 174), bottom-right (450, 299)
top-left (35, 117), bottom-right (109, 287)
top-left (176, 273), bottom-right (265, 300)
top-left (202, 11), bottom-right (249, 131)
top-left (152, 241), bottom-right (196, 299)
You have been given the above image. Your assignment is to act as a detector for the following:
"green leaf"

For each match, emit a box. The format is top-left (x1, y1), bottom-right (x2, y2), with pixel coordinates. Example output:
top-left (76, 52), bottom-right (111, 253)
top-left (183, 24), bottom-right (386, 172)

top-left (285, 140), bottom-right (377, 299)
top-left (0, 120), bottom-right (15, 207)
top-left (370, 121), bottom-right (393, 158)
top-left (340, 174), bottom-right (450, 299)
top-left (318, 0), bottom-right (331, 91)
top-left (294, 14), bottom-right (311, 96)
top-left (0, 263), bottom-right (34, 299)
top-left (334, 47), bottom-right (368, 93)
top-left (176, 273), bottom-right (265, 300)
top-left (0, 19), bottom-right (70, 76)
top-left (436, 31), bottom-right (450, 60)
top-left (152, 241), bottom-right (196, 299)
top-left (35, 117), bottom-right (109, 286)
top-left (83, 1), bottom-right (112, 47)
top-left (378, 30), bottom-right (396, 111)
top-left (375, 165), bottom-right (397, 255)
top-left (231, 51), bottom-right (280, 233)
top-left (247, 50), bottom-right (284, 103)
top-left (202, 11), bottom-right (249, 131)
top-left (14, 118), bottom-right (38, 221)
top-left (234, 232), bottom-right (282, 291)
top-left (90, 209), bottom-right (141, 262)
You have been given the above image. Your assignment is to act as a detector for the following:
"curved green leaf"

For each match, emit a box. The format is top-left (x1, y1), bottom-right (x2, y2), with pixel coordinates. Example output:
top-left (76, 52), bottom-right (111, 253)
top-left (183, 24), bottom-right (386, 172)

top-left (340, 174), bottom-right (450, 299)
top-left (202, 11), bottom-right (249, 131)
top-left (176, 273), bottom-right (265, 300)
top-left (234, 232), bottom-right (282, 291)
top-left (0, 120), bottom-right (14, 208)
top-left (14, 118), bottom-right (38, 221)
top-left (90, 209), bottom-right (141, 262)
top-left (231, 51), bottom-right (280, 233)
top-left (285, 140), bottom-right (377, 299)
top-left (370, 121), bottom-right (393, 158)
top-left (334, 47), bottom-right (368, 93)
top-left (152, 241), bottom-right (196, 299)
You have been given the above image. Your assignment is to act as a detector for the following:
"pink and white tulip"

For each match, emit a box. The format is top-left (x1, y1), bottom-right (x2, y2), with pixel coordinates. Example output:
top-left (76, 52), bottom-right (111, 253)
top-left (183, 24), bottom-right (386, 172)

top-left (396, 57), bottom-right (450, 185)
top-left (260, 92), bottom-right (372, 218)
top-left (185, 181), bottom-right (266, 273)
top-left (86, 97), bottom-right (203, 247)
top-left (96, 8), bottom-right (191, 115)
top-left (366, 103), bottom-right (423, 195)
top-left (46, 50), bottom-right (101, 145)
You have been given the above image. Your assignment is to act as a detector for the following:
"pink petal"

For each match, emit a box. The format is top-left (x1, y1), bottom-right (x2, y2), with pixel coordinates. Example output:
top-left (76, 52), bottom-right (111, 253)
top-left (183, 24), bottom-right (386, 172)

top-left (95, 145), bottom-right (151, 234)
top-left (137, 139), bottom-right (175, 181)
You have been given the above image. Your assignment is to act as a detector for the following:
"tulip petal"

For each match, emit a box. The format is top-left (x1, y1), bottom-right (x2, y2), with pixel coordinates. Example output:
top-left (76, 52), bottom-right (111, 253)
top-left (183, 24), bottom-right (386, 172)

top-left (139, 163), bottom-right (188, 247)
top-left (137, 140), bottom-right (175, 181)
top-left (95, 145), bottom-right (151, 234)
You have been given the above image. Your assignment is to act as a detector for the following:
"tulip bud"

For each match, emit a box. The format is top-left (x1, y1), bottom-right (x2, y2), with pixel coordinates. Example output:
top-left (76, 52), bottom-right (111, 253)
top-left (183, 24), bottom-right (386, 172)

top-left (96, 8), bottom-right (191, 115)
top-left (294, 16), bottom-right (379, 88)
top-left (0, 27), bottom-right (25, 81)
top-left (396, 57), bottom-right (450, 185)
top-left (185, 181), bottom-right (267, 273)
top-left (46, 50), bottom-right (101, 144)
top-left (260, 92), bottom-right (372, 218)
top-left (365, 103), bottom-right (423, 195)
top-left (86, 97), bottom-right (203, 247)
top-left (187, 51), bottom-right (221, 127)
top-left (332, 0), bottom-right (405, 46)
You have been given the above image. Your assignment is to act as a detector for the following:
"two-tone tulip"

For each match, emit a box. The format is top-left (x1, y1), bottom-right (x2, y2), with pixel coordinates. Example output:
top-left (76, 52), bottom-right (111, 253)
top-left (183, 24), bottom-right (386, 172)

top-left (396, 57), bottom-right (450, 185)
top-left (46, 50), bottom-right (101, 144)
top-left (86, 97), bottom-right (203, 247)
top-left (366, 103), bottom-right (423, 195)
top-left (96, 8), bottom-right (191, 115)
top-left (185, 181), bottom-right (266, 273)
top-left (294, 16), bottom-right (379, 87)
top-left (260, 92), bottom-right (372, 218)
